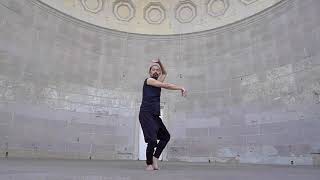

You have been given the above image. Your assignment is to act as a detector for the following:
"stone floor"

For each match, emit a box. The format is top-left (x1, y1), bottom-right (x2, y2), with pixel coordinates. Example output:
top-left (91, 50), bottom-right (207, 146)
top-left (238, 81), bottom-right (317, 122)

top-left (0, 158), bottom-right (319, 180)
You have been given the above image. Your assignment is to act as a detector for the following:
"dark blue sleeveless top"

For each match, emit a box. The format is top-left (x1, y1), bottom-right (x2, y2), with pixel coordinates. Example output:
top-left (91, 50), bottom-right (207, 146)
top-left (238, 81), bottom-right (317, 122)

top-left (140, 78), bottom-right (161, 115)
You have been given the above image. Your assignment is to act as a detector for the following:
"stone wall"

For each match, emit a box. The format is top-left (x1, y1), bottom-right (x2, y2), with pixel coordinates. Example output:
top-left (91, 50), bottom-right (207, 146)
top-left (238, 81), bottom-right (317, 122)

top-left (0, 0), bottom-right (319, 165)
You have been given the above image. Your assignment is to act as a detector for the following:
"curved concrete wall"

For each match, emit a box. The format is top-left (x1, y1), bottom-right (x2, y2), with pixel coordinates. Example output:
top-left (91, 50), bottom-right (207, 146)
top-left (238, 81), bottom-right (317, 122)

top-left (0, 0), bottom-right (319, 165)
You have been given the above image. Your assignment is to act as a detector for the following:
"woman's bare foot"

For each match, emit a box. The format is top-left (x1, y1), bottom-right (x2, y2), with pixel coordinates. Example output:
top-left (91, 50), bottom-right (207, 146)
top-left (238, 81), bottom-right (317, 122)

top-left (152, 157), bottom-right (159, 170)
top-left (145, 165), bottom-right (154, 171)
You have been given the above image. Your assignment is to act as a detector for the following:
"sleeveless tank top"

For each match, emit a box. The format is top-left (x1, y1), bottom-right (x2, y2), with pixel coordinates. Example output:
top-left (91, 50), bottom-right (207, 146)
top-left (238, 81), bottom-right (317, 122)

top-left (140, 78), bottom-right (161, 115)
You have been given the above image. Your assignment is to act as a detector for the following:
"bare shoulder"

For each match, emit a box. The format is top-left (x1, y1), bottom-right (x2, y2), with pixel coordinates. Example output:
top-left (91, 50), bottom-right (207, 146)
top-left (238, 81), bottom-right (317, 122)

top-left (146, 77), bottom-right (156, 85)
top-left (146, 78), bottom-right (163, 88)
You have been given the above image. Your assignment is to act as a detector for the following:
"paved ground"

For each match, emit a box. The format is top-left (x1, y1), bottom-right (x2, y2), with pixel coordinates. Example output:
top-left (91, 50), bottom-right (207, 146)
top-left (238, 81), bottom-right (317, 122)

top-left (0, 158), bottom-right (319, 180)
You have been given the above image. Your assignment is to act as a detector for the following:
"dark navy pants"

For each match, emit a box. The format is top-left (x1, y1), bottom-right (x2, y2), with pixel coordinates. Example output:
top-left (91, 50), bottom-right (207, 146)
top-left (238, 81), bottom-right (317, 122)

top-left (139, 111), bottom-right (170, 165)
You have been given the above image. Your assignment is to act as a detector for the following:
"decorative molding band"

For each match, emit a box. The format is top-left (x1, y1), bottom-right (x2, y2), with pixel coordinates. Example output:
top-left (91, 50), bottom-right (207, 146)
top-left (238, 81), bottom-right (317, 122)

top-left (240, 0), bottom-right (258, 5)
top-left (29, 0), bottom-right (292, 39)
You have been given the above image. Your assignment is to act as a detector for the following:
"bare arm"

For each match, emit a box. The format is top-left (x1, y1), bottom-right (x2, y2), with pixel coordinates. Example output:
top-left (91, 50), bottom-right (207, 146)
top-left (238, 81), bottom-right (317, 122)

top-left (147, 78), bottom-right (187, 96)
top-left (153, 59), bottom-right (167, 82)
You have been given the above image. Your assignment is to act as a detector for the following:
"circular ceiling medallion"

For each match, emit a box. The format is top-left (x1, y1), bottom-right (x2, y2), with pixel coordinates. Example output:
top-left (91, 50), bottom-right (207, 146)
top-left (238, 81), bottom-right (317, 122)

top-left (80, 0), bottom-right (104, 14)
top-left (144, 2), bottom-right (166, 24)
top-left (113, 0), bottom-right (135, 22)
top-left (175, 0), bottom-right (197, 23)
top-left (208, 0), bottom-right (229, 17)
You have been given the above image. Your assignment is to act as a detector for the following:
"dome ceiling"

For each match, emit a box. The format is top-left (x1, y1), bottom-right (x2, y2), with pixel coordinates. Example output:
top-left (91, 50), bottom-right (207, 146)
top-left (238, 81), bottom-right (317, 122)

top-left (38, 0), bottom-right (283, 35)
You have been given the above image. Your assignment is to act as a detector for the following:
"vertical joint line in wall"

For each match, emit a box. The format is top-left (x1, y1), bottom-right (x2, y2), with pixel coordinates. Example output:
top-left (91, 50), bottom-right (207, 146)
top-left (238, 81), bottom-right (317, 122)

top-left (121, 32), bottom-right (129, 80)
top-left (303, 48), bottom-right (311, 58)
top-left (314, 91), bottom-right (320, 104)
top-left (0, 16), bottom-right (5, 26)
top-left (258, 122), bottom-right (262, 135)
top-left (89, 143), bottom-right (93, 154)
top-left (126, 32), bottom-right (129, 57)
top-left (123, 32), bottom-right (129, 58)
top-left (97, 50), bottom-right (105, 88)
top-left (11, 111), bottom-right (14, 126)
top-left (245, 136), bottom-right (248, 148)
top-left (179, 33), bottom-right (182, 61)
top-left (301, 124), bottom-right (305, 144)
